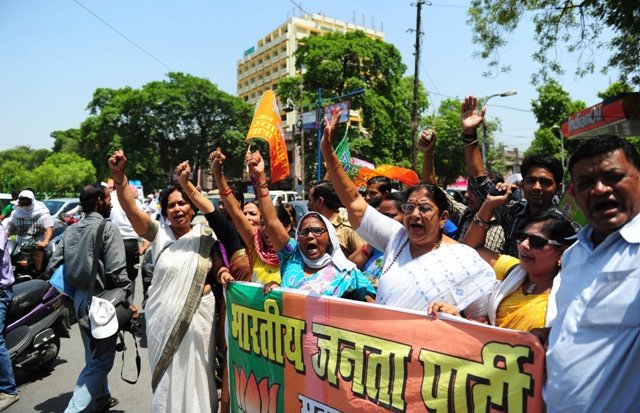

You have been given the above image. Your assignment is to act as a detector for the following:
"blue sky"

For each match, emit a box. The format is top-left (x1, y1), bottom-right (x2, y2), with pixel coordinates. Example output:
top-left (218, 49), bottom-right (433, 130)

top-left (0, 0), bottom-right (615, 152)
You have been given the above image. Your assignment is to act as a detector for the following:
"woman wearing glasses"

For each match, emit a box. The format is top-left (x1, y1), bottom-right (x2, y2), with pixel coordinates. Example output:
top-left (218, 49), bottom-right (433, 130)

top-left (319, 109), bottom-right (497, 313)
top-left (245, 150), bottom-right (376, 302)
top-left (460, 209), bottom-right (576, 330)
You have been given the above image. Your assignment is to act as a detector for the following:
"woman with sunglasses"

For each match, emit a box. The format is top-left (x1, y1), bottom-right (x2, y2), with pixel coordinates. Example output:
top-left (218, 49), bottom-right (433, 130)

top-left (245, 150), bottom-right (376, 302)
top-left (458, 209), bottom-right (576, 330)
top-left (320, 108), bottom-right (497, 313)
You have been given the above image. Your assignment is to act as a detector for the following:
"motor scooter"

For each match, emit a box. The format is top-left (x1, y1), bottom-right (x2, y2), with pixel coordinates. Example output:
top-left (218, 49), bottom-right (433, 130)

top-left (4, 279), bottom-right (71, 373)
top-left (8, 234), bottom-right (62, 284)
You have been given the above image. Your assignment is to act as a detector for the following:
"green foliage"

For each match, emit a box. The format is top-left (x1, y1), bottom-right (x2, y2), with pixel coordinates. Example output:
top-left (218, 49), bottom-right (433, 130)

top-left (293, 31), bottom-right (426, 182)
top-left (0, 151), bottom-right (95, 194)
top-left (527, 80), bottom-right (586, 159)
top-left (597, 81), bottom-right (636, 99)
top-left (51, 129), bottom-right (81, 153)
top-left (28, 152), bottom-right (96, 193)
top-left (468, 1), bottom-right (640, 85)
top-left (79, 73), bottom-right (253, 189)
top-left (0, 147), bottom-right (52, 192)
top-left (530, 80), bottom-right (586, 129)
top-left (423, 98), bottom-right (504, 185)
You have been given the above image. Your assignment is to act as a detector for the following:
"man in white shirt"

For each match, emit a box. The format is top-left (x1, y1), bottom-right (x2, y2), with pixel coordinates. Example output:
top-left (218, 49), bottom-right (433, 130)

top-left (545, 135), bottom-right (640, 412)
top-left (110, 186), bottom-right (148, 302)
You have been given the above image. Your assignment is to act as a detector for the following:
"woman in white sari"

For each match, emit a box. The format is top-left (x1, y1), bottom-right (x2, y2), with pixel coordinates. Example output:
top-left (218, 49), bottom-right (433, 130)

top-left (320, 109), bottom-right (497, 316)
top-left (109, 150), bottom-right (231, 413)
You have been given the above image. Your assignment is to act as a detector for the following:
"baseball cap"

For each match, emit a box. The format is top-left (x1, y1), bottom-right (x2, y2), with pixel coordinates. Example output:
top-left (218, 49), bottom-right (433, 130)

top-left (89, 296), bottom-right (118, 339)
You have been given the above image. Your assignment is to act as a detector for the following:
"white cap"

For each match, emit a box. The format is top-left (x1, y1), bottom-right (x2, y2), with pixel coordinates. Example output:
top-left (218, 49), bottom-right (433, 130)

top-left (89, 296), bottom-right (118, 339)
top-left (18, 190), bottom-right (35, 200)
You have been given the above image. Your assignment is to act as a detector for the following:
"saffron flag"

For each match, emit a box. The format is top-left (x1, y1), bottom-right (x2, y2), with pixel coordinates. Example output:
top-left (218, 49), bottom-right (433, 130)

top-left (226, 282), bottom-right (545, 412)
top-left (353, 164), bottom-right (420, 188)
top-left (245, 90), bottom-right (290, 183)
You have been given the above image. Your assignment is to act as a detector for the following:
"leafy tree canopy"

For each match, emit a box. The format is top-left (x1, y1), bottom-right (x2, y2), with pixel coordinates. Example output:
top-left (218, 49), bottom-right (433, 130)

top-left (527, 80), bottom-right (586, 158)
top-left (78, 72), bottom-right (252, 189)
top-left (29, 152), bottom-right (96, 194)
top-left (278, 31), bottom-right (427, 179)
top-left (468, 1), bottom-right (640, 84)
top-left (424, 98), bottom-right (503, 185)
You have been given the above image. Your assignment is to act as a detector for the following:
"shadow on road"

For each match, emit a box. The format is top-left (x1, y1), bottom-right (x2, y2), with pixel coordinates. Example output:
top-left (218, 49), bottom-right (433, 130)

top-left (31, 391), bottom-right (72, 412)
top-left (14, 357), bottom-right (69, 386)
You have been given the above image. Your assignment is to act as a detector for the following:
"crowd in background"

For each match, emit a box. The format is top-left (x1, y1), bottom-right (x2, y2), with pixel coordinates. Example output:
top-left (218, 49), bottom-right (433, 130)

top-left (1, 94), bottom-right (639, 412)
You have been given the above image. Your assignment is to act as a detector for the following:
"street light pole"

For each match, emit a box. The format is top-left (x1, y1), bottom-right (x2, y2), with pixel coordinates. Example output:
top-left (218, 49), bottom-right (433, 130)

top-left (551, 124), bottom-right (565, 174)
top-left (315, 88), bottom-right (366, 182)
top-left (481, 90), bottom-right (517, 168)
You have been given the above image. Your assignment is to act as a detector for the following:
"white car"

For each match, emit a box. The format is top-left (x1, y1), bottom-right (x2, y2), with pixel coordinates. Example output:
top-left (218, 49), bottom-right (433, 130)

top-left (269, 190), bottom-right (299, 205)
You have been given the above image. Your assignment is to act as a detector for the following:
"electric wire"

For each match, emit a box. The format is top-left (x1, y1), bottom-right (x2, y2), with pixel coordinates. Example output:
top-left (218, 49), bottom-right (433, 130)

top-left (72, 0), bottom-right (174, 72)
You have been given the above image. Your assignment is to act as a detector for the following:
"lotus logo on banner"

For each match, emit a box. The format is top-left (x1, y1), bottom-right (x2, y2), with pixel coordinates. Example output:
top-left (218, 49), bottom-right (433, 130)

top-left (245, 90), bottom-right (290, 183)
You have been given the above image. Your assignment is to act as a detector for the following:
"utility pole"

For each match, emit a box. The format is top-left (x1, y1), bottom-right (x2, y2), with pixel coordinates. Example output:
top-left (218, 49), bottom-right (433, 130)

top-left (410, 1), bottom-right (425, 171)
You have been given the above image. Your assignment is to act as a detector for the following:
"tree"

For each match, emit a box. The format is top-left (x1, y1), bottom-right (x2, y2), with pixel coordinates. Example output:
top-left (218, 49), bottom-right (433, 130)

top-left (79, 73), bottom-right (253, 189)
top-left (468, 1), bottom-right (640, 85)
top-left (597, 81), bottom-right (635, 99)
top-left (0, 146), bottom-right (51, 192)
top-left (527, 80), bottom-right (586, 156)
top-left (289, 31), bottom-right (427, 182)
top-left (28, 153), bottom-right (96, 194)
top-left (51, 128), bottom-right (81, 153)
top-left (423, 98), bottom-right (504, 185)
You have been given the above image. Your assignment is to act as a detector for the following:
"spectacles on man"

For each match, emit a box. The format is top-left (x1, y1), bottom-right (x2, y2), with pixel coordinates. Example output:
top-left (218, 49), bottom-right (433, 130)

top-left (515, 231), bottom-right (562, 250)
top-left (400, 203), bottom-right (435, 215)
top-left (298, 227), bottom-right (327, 237)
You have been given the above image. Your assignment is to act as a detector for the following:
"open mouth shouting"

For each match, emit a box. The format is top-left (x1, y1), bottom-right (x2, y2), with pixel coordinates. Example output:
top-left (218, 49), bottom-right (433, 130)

top-left (590, 198), bottom-right (620, 219)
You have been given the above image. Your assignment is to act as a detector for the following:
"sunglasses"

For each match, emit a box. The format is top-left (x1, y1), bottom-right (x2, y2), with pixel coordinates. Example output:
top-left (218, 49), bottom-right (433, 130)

top-left (515, 231), bottom-right (562, 250)
top-left (298, 227), bottom-right (327, 237)
top-left (400, 203), bottom-right (435, 215)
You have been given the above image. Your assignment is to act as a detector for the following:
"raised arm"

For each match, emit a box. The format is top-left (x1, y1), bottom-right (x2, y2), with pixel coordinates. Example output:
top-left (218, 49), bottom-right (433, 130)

top-left (419, 129), bottom-right (437, 185)
top-left (245, 150), bottom-right (290, 251)
top-left (108, 150), bottom-right (151, 236)
top-left (319, 107), bottom-right (368, 229)
top-left (460, 95), bottom-right (488, 177)
top-left (175, 160), bottom-right (215, 214)
top-left (209, 148), bottom-right (256, 249)
top-left (462, 183), bottom-right (513, 249)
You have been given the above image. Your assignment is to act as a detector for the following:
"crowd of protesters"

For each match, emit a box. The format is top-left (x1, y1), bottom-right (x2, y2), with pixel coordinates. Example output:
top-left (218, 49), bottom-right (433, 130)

top-left (1, 94), bottom-right (638, 413)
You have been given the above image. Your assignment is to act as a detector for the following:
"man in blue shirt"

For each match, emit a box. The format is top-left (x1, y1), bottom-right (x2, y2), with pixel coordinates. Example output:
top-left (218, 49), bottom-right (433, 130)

top-left (545, 135), bottom-right (640, 411)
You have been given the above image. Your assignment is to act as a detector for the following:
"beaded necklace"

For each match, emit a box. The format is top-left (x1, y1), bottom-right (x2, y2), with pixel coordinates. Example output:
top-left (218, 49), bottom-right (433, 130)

top-left (380, 236), bottom-right (442, 277)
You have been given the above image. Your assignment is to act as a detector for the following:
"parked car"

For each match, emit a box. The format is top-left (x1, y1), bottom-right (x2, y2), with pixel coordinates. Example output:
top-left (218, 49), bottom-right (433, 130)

top-left (270, 190), bottom-right (299, 205)
top-left (42, 198), bottom-right (80, 237)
